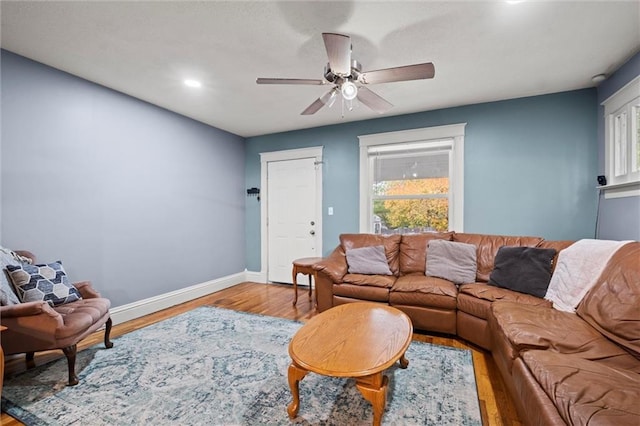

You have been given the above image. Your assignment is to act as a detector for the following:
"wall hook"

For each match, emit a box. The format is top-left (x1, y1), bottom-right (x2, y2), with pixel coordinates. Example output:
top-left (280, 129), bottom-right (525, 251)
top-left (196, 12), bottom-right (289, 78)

top-left (246, 187), bottom-right (260, 201)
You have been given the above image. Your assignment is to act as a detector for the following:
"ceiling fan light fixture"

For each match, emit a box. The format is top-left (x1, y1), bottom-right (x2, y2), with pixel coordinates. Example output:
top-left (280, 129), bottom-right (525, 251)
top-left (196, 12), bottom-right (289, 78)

top-left (321, 89), bottom-right (339, 108)
top-left (341, 81), bottom-right (358, 101)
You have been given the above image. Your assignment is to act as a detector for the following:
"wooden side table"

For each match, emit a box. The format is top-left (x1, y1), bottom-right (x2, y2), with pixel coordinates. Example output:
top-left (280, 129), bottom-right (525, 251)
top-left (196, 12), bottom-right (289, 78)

top-left (291, 257), bottom-right (323, 306)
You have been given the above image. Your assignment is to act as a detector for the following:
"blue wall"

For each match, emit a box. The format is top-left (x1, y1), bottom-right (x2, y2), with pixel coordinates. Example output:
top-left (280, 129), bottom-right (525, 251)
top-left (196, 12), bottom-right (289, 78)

top-left (246, 89), bottom-right (598, 270)
top-left (1, 50), bottom-right (246, 307)
top-left (596, 51), bottom-right (640, 241)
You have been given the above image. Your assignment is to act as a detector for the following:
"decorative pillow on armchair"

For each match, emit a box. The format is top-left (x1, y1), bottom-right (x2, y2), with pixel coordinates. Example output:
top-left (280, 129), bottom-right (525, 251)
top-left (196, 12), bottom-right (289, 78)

top-left (425, 240), bottom-right (477, 285)
top-left (6, 261), bottom-right (82, 306)
top-left (488, 246), bottom-right (556, 298)
top-left (346, 245), bottom-right (393, 275)
top-left (0, 247), bottom-right (32, 306)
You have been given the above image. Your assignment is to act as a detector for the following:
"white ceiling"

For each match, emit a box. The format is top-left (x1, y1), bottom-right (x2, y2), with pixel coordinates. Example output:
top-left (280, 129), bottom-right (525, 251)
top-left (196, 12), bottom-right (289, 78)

top-left (1, 1), bottom-right (639, 138)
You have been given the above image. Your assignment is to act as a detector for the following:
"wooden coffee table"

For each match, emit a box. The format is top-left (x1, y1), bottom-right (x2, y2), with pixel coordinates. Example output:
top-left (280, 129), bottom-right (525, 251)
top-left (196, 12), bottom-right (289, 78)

top-left (287, 302), bottom-right (413, 426)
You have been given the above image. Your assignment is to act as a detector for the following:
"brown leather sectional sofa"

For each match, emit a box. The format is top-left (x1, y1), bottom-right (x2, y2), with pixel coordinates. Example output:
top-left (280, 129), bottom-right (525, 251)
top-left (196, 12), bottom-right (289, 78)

top-left (313, 232), bottom-right (640, 425)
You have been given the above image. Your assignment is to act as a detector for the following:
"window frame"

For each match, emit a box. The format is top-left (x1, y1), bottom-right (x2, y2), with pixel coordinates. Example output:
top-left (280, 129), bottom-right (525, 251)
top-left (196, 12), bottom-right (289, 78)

top-left (358, 123), bottom-right (466, 233)
top-left (602, 75), bottom-right (640, 198)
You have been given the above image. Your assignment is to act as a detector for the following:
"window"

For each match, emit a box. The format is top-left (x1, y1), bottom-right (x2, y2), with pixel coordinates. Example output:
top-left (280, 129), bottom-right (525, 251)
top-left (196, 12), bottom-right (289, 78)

top-left (359, 124), bottom-right (466, 233)
top-left (603, 75), bottom-right (640, 193)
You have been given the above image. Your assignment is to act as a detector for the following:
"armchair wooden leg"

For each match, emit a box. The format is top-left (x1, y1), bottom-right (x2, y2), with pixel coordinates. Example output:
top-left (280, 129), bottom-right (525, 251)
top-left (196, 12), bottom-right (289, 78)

top-left (26, 351), bottom-right (35, 369)
top-left (62, 344), bottom-right (79, 386)
top-left (104, 317), bottom-right (114, 349)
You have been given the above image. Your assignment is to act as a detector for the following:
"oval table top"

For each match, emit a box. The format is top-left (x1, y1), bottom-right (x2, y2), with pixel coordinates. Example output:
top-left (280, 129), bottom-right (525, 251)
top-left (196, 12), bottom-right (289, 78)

top-left (289, 302), bottom-right (413, 378)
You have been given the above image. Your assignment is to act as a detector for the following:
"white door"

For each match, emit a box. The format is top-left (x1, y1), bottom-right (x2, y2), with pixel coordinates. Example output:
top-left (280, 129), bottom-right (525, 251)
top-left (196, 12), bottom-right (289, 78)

top-left (267, 157), bottom-right (318, 283)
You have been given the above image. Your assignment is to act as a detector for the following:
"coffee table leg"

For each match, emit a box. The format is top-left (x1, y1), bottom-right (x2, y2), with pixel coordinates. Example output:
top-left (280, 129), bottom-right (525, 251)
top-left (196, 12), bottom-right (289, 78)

top-left (355, 373), bottom-right (389, 426)
top-left (287, 362), bottom-right (308, 419)
top-left (399, 352), bottom-right (409, 369)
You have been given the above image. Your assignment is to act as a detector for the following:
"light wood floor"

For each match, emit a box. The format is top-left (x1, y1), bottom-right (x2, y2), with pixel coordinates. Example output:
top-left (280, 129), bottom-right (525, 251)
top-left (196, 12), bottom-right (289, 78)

top-left (1, 282), bottom-right (522, 426)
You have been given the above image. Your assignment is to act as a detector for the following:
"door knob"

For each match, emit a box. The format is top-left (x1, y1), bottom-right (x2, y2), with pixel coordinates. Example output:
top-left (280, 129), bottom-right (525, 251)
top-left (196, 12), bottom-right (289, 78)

top-left (310, 230), bottom-right (315, 235)
top-left (310, 221), bottom-right (315, 226)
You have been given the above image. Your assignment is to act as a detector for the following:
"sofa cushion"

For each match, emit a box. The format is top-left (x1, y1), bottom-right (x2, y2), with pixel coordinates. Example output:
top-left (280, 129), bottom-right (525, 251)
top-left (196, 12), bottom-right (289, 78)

top-left (459, 283), bottom-right (551, 306)
top-left (577, 242), bottom-right (640, 357)
top-left (6, 261), bottom-right (82, 307)
top-left (391, 273), bottom-right (458, 297)
top-left (333, 283), bottom-right (390, 302)
top-left (488, 246), bottom-right (556, 298)
top-left (390, 274), bottom-right (457, 309)
top-left (457, 284), bottom-right (550, 321)
top-left (340, 234), bottom-right (402, 275)
top-left (425, 240), bottom-right (477, 285)
top-left (522, 350), bottom-right (640, 425)
top-left (54, 297), bottom-right (112, 339)
top-left (345, 245), bottom-right (392, 275)
top-left (453, 233), bottom-right (544, 282)
top-left (490, 301), bottom-right (640, 372)
top-left (399, 232), bottom-right (453, 275)
top-left (342, 273), bottom-right (395, 288)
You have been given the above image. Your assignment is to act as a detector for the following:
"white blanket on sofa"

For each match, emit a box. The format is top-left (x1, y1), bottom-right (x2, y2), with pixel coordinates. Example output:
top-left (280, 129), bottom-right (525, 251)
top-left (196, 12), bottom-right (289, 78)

top-left (544, 239), bottom-right (631, 313)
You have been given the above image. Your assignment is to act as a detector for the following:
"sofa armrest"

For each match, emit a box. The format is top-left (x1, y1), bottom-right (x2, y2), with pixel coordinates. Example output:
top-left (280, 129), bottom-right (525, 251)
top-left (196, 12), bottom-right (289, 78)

top-left (0, 302), bottom-right (65, 352)
top-left (0, 301), bottom-right (60, 319)
top-left (313, 245), bottom-right (347, 283)
top-left (73, 281), bottom-right (101, 299)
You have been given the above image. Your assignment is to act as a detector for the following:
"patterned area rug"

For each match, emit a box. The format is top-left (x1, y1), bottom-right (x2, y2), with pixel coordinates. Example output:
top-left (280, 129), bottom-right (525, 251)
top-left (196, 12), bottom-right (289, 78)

top-left (1, 306), bottom-right (481, 425)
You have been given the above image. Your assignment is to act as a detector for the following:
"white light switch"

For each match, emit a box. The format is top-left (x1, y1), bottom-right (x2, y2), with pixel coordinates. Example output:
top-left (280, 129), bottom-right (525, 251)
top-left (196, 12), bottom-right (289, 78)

top-left (328, 207), bottom-right (334, 215)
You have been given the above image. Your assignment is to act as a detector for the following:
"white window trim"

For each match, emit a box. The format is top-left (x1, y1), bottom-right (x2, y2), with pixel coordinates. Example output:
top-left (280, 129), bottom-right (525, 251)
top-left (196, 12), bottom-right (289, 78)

top-left (358, 123), bottom-right (466, 233)
top-left (602, 75), bottom-right (640, 198)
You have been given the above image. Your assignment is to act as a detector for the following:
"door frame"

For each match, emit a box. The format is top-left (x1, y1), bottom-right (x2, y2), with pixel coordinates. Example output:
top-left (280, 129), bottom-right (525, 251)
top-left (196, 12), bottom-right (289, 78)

top-left (260, 146), bottom-right (323, 282)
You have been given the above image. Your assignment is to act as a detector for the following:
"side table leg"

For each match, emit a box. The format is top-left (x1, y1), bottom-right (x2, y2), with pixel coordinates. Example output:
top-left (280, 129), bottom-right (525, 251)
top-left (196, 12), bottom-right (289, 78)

top-left (355, 373), bottom-right (388, 426)
top-left (292, 267), bottom-right (298, 306)
top-left (308, 273), bottom-right (313, 300)
top-left (287, 362), bottom-right (308, 418)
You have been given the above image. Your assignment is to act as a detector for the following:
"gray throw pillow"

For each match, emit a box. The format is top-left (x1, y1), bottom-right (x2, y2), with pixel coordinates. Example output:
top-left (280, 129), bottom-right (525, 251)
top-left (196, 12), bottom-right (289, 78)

top-left (426, 240), bottom-right (477, 285)
top-left (346, 245), bottom-right (393, 275)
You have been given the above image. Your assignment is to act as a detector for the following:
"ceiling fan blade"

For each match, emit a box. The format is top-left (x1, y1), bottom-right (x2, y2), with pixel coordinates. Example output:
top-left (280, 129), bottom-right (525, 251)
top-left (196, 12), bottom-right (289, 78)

top-left (358, 62), bottom-right (435, 85)
top-left (256, 78), bottom-right (326, 85)
top-left (301, 98), bottom-right (325, 115)
top-left (322, 33), bottom-right (351, 76)
top-left (301, 89), bottom-right (338, 115)
top-left (357, 86), bottom-right (393, 114)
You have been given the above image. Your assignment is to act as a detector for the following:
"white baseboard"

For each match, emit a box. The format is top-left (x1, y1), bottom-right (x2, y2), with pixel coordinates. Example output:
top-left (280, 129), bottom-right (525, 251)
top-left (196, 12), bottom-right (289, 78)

top-left (245, 270), bottom-right (267, 283)
top-left (109, 272), bottom-right (247, 325)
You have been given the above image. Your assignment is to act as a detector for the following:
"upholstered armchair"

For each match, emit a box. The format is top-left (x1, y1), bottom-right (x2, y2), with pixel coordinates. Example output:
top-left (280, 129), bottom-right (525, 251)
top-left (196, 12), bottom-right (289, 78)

top-left (0, 250), bottom-right (113, 386)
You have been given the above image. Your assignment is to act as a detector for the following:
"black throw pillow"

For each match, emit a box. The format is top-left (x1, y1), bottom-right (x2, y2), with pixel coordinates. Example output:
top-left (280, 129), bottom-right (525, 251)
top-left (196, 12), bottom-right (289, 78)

top-left (488, 246), bottom-right (556, 298)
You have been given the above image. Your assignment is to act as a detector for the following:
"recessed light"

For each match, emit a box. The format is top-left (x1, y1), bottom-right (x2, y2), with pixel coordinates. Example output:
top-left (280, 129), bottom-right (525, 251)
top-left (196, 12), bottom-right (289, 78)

top-left (184, 79), bottom-right (202, 88)
top-left (506, 0), bottom-right (524, 4)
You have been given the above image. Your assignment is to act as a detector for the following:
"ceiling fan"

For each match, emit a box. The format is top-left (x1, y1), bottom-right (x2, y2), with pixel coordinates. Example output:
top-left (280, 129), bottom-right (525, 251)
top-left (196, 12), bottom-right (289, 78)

top-left (256, 33), bottom-right (435, 116)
